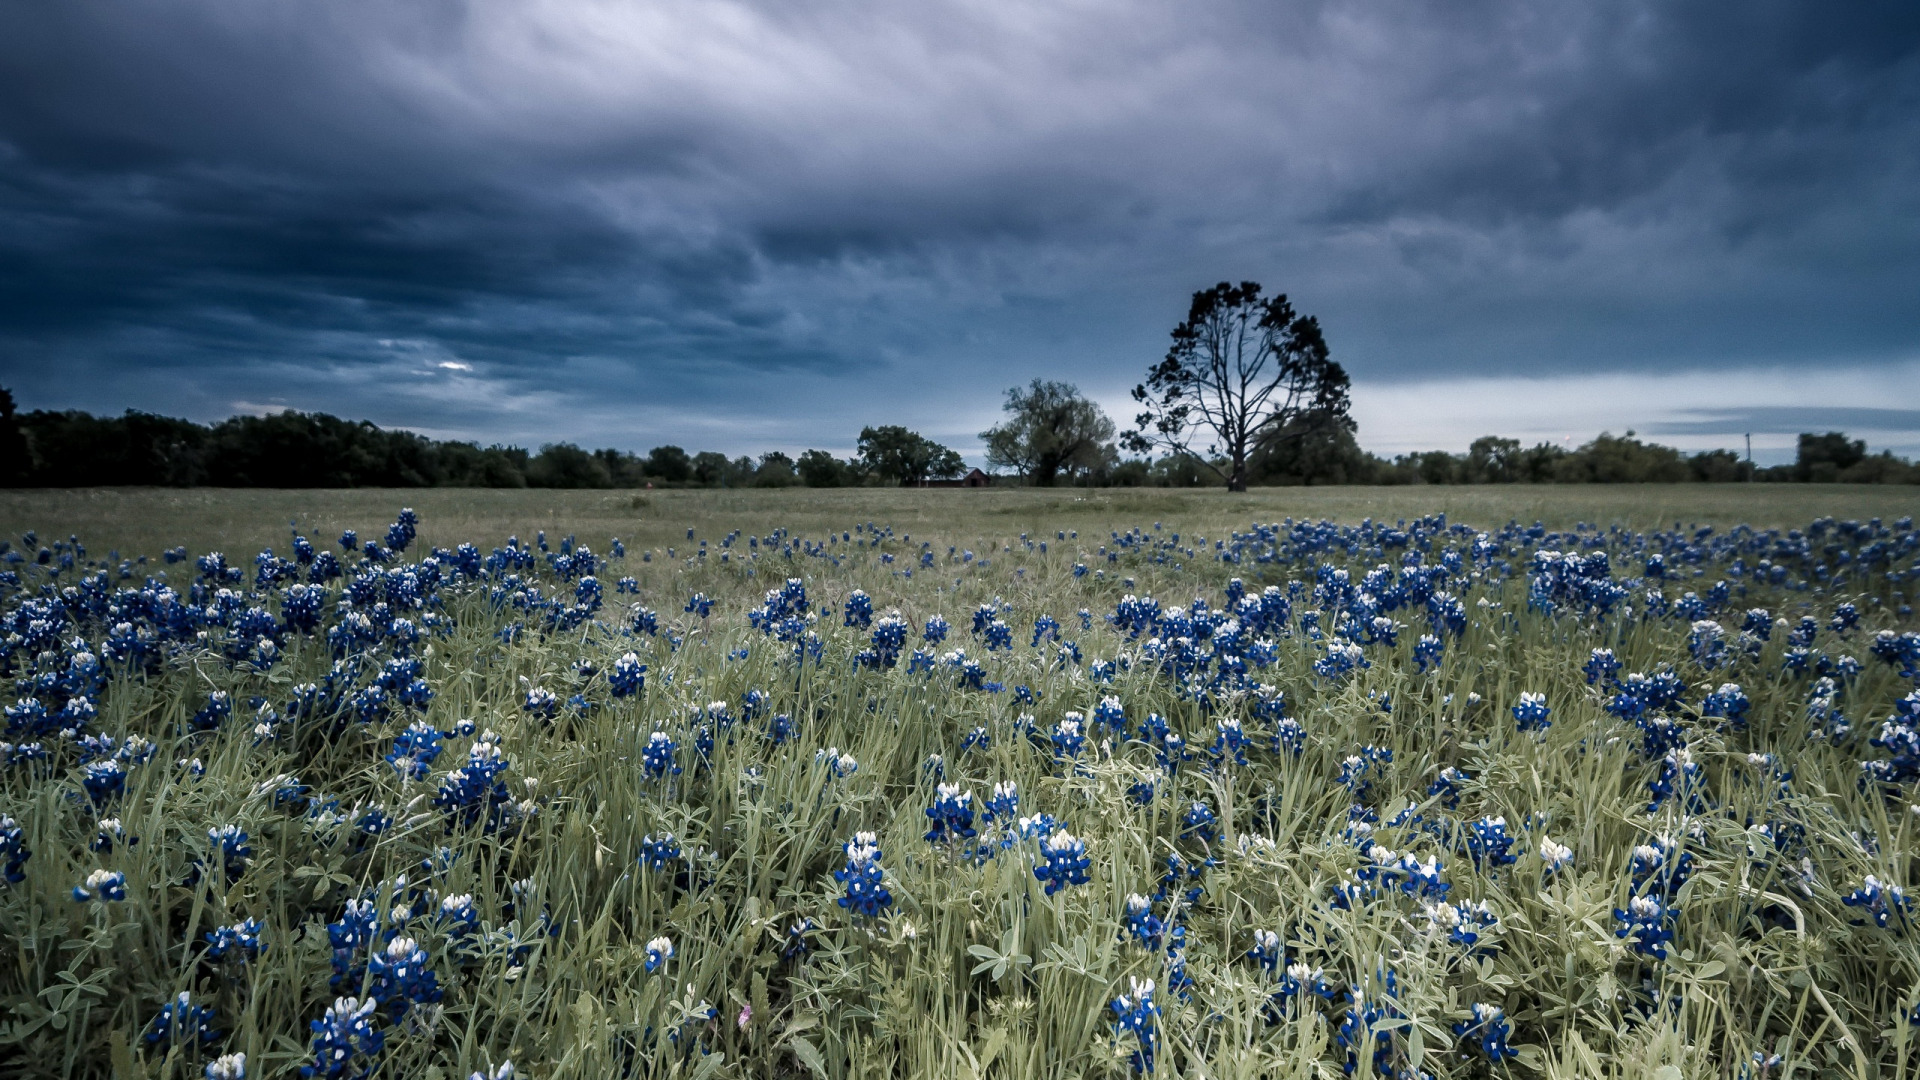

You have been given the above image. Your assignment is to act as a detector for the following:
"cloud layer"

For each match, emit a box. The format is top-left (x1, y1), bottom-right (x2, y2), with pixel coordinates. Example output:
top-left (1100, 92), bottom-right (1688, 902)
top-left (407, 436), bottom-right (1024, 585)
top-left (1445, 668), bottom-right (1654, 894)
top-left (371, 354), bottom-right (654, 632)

top-left (2, 0), bottom-right (1917, 459)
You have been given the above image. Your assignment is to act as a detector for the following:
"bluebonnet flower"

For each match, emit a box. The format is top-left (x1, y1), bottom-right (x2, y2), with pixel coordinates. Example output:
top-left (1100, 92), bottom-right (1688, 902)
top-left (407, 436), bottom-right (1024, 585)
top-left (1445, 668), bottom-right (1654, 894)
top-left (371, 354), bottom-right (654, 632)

top-left (1210, 718), bottom-right (1248, 768)
top-left (88, 816), bottom-right (131, 854)
top-left (766, 712), bottom-right (797, 745)
top-left (1539, 836), bottom-right (1574, 874)
top-left (1831, 602), bottom-right (1860, 634)
top-left (1336, 746), bottom-right (1390, 800)
top-left (437, 894), bottom-right (480, 942)
top-left (386, 721), bottom-right (444, 781)
top-left (815, 747), bottom-right (858, 780)
top-left (641, 732), bottom-right (681, 779)
top-left (205, 1052), bottom-right (247, 1080)
top-left (523, 687), bottom-right (559, 720)
top-left (1412, 633), bottom-right (1443, 673)
top-left (1034, 828), bottom-right (1091, 895)
top-left (923, 614), bottom-right (949, 644)
top-left (73, 868), bottom-right (127, 902)
top-left (923, 783), bottom-right (977, 843)
top-left (959, 725), bottom-right (990, 754)
top-left (1648, 748), bottom-right (1706, 813)
top-left (1465, 816), bottom-right (1518, 869)
top-left (982, 619), bottom-right (1013, 652)
top-left (1051, 716), bottom-right (1086, 761)
top-left (1336, 972), bottom-right (1405, 1077)
top-left (1453, 1002), bottom-right (1518, 1062)
top-left (145, 992), bottom-right (220, 1046)
top-left (205, 917), bottom-right (265, 961)
top-left (644, 935), bottom-right (674, 973)
top-left (1248, 928), bottom-right (1282, 974)
top-left (1271, 717), bottom-right (1305, 757)
top-left (433, 735), bottom-right (517, 832)
top-left (1120, 894), bottom-right (1169, 950)
top-left (843, 590), bottom-right (873, 628)
top-left (1614, 895), bottom-right (1676, 958)
top-left (367, 936), bottom-right (441, 1019)
top-left (1109, 977), bottom-right (1159, 1074)
top-left (1843, 876), bottom-right (1910, 928)
top-left (81, 759), bottom-right (127, 805)
top-left (1511, 692), bottom-right (1551, 732)
top-left (1313, 638), bottom-right (1367, 679)
top-left (1397, 853), bottom-right (1449, 900)
top-left (1703, 683), bottom-right (1751, 728)
top-left (301, 996), bottom-right (384, 1079)
top-left (1091, 696), bottom-right (1129, 740)
top-left (835, 832), bottom-right (893, 919)
top-left (0, 816), bottom-right (28, 884)
top-left (1181, 801), bottom-right (1218, 843)
top-left (1584, 647), bottom-right (1621, 685)
top-left (609, 653), bottom-right (646, 698)
top-left (1689, 620), bottom-right (1728, 667)
top-left (781, 917), bottom-right (817, 962)
top-left (190, 691), bottom-right (233, 732)
top-left (639, 832), bottom-right (681, 872)
top-left (1631, 835), bottom-right (1695, 899)
top-left (1429, 899), bottom-right (1498, 954)
top-left (983, 780), bottom-right (1018, 826)
top-left (1427, 767), bottom-right (1467, 808)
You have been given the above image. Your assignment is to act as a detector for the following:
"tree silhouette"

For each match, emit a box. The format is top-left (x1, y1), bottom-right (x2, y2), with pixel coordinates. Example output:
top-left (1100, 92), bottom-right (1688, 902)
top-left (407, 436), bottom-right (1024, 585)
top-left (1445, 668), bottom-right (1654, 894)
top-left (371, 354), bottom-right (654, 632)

top-left (1125, 282), bottom-right (1351, 491)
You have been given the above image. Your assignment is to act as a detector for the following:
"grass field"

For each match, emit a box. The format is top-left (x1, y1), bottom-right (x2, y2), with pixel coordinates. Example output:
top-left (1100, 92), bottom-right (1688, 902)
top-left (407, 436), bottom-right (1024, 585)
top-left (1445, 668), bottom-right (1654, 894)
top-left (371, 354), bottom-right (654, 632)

top-left (6, 484), bottom-right (1918, 559)
top-left (1, 486), bottom-right (1917, 1079)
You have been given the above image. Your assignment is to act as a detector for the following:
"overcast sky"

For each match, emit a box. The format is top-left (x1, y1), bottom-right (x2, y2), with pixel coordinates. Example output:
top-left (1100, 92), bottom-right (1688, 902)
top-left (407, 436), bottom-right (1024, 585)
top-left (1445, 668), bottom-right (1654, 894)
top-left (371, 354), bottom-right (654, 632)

top-left (2, 0), bottom-right (1916, 464)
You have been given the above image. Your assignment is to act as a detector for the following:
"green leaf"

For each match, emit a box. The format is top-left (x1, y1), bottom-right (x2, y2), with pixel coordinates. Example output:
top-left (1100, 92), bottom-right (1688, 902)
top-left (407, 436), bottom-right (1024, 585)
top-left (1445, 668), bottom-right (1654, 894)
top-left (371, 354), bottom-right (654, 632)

top-left (789, 1035), bottom-right (828, 1079)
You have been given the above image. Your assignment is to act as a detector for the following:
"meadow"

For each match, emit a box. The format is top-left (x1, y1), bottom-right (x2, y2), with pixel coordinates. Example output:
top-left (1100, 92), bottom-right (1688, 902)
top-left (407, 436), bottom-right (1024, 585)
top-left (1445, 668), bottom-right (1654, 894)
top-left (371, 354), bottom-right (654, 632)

top-left (1, 485), bottom-right (1917, 1079)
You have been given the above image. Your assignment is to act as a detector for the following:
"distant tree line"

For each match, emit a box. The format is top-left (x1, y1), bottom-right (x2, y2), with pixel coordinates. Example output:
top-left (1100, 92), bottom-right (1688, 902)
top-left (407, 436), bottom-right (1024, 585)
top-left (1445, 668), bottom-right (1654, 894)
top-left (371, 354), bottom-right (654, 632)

top-left (1, 386), bottom-right (1913, 489)
top-left (0, 389), bottom-right (982, 489)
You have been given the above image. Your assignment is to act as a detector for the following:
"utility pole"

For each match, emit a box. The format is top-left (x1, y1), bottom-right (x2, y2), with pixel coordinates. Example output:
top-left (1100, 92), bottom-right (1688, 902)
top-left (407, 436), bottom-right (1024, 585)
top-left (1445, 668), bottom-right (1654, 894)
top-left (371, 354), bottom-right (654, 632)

top-left (1745, 433), bottom-right (1752, 481)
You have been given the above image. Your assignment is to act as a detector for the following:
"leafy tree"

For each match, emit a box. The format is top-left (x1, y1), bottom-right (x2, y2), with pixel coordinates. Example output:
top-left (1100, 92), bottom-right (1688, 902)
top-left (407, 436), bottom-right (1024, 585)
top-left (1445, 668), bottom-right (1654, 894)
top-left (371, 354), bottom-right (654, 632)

top-left (527, 443), bottom-right (613, 488)
top-left (0, 389), bottom-right (33, 486)
top-left (755, 451), bottom-right (797, 487)
top-left (1149, 452), bottom-right (1222, 487)
top-left (1464, 436), bottom-right (1522, 483)
top-left (691, 451), bottom-right (732, 486)
top-left (797, 449), bottom-right (853, 487)
top-left (1796, 432), bottom-right (1867, 482)
top-left (1126, 281), bottom-right (1351, 491)
top-left (857, 425), bottom-right (965, 486)
top-left (1250, 420), bottom-right (1374, 485)
top-left (1552, 431), bottom-right (1685, 483)
top-left (980, 379), bottom-right (1116, 486)
top-left (1687, 449), bottom-right (1747, 483)
top-left (644, 446), bottom-right (692, 484)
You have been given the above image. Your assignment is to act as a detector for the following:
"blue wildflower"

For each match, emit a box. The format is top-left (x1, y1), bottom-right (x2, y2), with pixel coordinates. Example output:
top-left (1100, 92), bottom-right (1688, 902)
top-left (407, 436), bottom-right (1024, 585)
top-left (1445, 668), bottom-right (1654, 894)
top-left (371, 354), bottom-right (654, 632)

top-left (1453, 1002), bottom-right (1519, 1061)
top-left (1109, 977), bottom-right (1158, 1074)
top-left (641, 732), bottom-right (681, 779)
top-left (1034, 828), bottom-right (1091, 895)
top-left (835, 833), bottom-right (893, 919)
top-left (300, 995), bottom-right (384, 1079)
top-left (145, 991), bottom-right (220, 1046)
top-left (1511, 692), bottom-right (1551, 733)
top-left (73, 868), bottom-right (126, 902)
top-left (645, 935), bottom-right (675, 973)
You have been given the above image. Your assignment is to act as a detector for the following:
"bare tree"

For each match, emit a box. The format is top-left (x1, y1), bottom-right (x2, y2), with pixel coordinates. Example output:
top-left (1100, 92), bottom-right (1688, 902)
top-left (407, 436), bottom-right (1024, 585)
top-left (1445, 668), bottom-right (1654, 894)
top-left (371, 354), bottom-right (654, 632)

top-left (1124, 281), bottom-right (1351, 492)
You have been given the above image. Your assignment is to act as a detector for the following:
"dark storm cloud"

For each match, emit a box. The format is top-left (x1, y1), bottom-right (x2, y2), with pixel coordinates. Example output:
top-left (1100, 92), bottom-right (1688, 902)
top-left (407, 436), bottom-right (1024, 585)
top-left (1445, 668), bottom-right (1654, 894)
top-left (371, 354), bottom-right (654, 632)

top-left (0, 0), bottom-right (1916, 454)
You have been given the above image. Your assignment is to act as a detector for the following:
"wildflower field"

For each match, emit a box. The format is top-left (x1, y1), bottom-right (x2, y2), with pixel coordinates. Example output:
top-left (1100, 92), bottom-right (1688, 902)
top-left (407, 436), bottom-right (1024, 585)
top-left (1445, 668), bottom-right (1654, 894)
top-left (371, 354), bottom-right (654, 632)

top-left (3, 486), bottom-right (1920, 1080)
